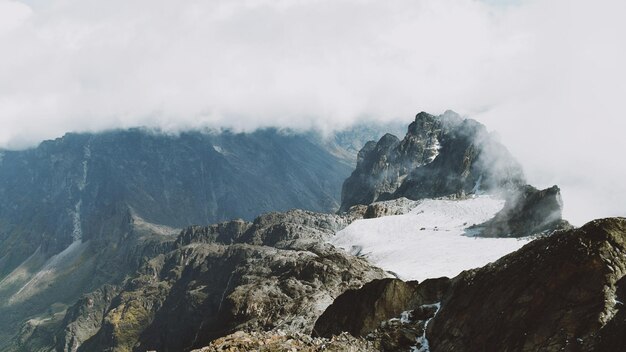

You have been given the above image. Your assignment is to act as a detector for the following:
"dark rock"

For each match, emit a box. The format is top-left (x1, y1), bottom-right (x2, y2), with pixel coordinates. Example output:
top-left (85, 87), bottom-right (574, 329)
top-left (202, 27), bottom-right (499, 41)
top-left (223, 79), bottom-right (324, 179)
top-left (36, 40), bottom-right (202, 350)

top-left (340, 111), bottom-right (525, 211)
top-left (313, 279), bottom-right (420, 338)
top-left (428, 217), bottom-right (626, 351)
top-left (313, 277), bottom-right (451, 339)
top-left (56, 285), bottom-right (121, 352)
top-left (471, 185), bottom-right (571, 237)
top-left (175, 220), bottom-right (251, 246)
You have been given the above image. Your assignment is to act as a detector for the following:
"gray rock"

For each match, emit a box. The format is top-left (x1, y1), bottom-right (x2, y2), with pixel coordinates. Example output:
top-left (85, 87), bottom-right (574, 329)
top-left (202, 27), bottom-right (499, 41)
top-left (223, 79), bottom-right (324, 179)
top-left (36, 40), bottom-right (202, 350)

top-left (340, 111), bottom-right (525, 212)
top-left (470, 185), bottom-right (572, 237)
top-left (51, 209), bottom-right (385, 352)
top-left (428, 217), bottom-right (626, 351)
top-left (313, 277), bottom-right (451, 339)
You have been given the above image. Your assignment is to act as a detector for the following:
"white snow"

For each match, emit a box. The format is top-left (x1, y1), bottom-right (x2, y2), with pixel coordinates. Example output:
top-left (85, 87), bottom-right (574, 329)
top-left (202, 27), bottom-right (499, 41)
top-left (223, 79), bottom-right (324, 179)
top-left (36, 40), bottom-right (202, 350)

top-left (426, 137), bottom-right (441, 163)
top-left (331, 196), bottom-right (532, 281)
top-left (400, 310), bottom-right (412, 324)
top-left (71, 199), bottom-right (83, 241)
top-left (71, 144), bottom-right (90, 241)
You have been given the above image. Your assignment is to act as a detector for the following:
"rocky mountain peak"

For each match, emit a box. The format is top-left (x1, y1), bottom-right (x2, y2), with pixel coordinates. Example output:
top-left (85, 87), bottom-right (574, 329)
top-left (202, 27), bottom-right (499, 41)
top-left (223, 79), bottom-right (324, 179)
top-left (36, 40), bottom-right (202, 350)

top-left (471, 184), bottom-right (571, 237)
top-left (340, 111), bottom-right (526, 212)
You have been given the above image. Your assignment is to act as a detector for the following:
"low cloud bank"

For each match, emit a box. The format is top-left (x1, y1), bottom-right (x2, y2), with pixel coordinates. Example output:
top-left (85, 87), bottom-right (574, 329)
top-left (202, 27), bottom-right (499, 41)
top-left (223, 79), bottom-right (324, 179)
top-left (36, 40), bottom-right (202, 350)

top-left (1, 0), bottom-right (624, 224)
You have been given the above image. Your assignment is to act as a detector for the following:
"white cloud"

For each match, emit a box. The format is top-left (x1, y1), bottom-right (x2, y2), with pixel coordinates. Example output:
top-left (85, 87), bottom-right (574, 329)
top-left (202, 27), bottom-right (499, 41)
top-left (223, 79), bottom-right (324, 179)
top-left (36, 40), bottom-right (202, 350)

top-left (0, 0), bottom-right (625, 224)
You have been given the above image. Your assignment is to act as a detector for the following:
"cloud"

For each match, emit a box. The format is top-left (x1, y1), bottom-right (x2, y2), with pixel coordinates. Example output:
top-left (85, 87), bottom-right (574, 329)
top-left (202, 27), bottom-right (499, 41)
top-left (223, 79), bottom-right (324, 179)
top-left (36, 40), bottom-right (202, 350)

top-left (0, 0), bottom-right (625, 224)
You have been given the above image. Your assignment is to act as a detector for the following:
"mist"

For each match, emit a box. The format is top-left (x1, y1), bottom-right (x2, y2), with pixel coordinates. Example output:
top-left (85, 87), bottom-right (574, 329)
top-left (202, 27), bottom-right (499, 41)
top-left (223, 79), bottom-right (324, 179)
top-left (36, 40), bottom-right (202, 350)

top-left (1, 0), bottom-right (625, 225)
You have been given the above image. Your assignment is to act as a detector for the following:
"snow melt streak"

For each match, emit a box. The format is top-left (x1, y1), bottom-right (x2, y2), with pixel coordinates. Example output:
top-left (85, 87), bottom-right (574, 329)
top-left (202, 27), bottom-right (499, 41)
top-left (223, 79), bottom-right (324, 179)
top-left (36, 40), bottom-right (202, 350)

top-left (331, 196), bottom-right (531, 281)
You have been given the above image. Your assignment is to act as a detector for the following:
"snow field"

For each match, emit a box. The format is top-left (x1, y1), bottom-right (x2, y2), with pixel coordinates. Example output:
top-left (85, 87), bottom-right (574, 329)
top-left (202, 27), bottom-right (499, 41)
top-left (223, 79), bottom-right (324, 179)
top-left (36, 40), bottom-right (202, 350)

top-left (331, 196), bottom-right (532, 281)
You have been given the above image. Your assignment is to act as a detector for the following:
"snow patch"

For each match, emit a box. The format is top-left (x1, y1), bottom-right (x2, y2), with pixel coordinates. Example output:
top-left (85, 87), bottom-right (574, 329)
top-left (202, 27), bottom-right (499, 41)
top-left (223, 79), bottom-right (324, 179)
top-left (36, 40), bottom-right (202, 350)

top-left (71, 144), bottom-right (90, 241)
top-left (400, 310), bottom-right (412, 324)
top-left (78, 144), bottom-right (90, 191)
top-left (71, 200), bottom-right (83, 241)
top-left (331, 196), bottom-right (532, 281)
top-left (426, 137), bottom-right (441, 163)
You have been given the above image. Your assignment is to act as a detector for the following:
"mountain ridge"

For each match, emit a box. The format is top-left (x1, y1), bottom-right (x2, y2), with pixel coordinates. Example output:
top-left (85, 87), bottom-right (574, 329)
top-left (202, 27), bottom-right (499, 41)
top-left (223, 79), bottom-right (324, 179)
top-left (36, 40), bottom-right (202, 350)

top-left (2, 112), bottom-right (588, 351)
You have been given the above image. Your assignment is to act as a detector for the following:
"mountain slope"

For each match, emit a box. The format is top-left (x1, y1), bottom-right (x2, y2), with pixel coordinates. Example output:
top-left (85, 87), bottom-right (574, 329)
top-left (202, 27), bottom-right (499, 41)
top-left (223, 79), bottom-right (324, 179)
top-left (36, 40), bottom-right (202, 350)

top-left (0, 126), bottom-right (383, 348)
top-left (16, 209), bottom-right (385, 352)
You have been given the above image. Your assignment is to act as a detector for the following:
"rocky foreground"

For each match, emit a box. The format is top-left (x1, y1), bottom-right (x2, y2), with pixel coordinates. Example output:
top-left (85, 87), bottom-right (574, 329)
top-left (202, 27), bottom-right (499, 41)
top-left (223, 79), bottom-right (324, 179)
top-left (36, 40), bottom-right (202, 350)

top-left (192, 331), bottom-right (377, 352)
top-left (309, 217), bottom-right (626, 351)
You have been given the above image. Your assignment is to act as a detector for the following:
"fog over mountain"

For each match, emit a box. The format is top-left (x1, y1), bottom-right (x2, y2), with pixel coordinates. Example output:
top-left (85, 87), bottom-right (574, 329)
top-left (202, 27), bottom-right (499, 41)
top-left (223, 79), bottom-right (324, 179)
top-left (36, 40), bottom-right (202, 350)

top-left (1, 0), bottom-right (625, 224)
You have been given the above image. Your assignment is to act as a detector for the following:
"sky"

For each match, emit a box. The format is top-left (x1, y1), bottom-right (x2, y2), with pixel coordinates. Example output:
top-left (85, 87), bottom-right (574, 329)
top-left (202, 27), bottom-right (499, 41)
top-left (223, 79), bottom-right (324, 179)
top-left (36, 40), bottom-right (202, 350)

top-left (0, 0), bottom-right (625, 224)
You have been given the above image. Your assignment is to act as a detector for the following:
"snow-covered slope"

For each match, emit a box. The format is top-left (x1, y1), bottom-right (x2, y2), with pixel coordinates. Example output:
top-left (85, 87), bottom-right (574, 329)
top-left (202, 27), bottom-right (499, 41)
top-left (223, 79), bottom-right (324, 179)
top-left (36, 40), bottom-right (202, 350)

top-left (331, 196), bottom-right (532, 281)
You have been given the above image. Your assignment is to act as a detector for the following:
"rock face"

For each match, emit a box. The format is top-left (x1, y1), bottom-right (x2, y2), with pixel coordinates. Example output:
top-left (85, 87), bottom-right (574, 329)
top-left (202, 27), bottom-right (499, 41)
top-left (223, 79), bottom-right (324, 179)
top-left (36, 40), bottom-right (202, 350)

top-left (0, 128), bottom-right (353, 269)
top-left (340, 111), bottom-right (525, 211)
top-left (313, 277), bottom-right (451, 351)
top-left (471, 185), bottom-right (571, 237)
top-left (313, 277), bottom-right (451, 339)
top-left (0, 127), bottom-right (384, 347)
top-left (46, 210), bottom-right (385, 352)
top-left (192, 330), bottom-right (378, 352)
top-left (428, 217), bottom-right (626, 351)
top-left (313, 279), bottom-right (421, 338)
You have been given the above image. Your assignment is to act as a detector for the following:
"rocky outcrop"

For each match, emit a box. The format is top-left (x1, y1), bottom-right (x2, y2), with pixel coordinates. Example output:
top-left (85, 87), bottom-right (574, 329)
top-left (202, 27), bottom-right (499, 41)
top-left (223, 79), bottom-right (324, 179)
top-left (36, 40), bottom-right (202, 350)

top-left (51, 210), bottom-right (385, 352)
top-left (313, 279), bottom-right (421, 338)
top-left (340, 111), bottom-right (525, 211)
top-left (192, 330), bottom-right (378, 352)
top-left (313, 277), bottom-right (451, 351)
top-left (314, 278), bottom-right (450, 338)
top-left (428, 217), bottom-right (626, 351)
top-left (56, 285), bottom-right (121, 352)
top-left (471, 185), bottom-right (571, 237)
top-left (363, 198), bottom-right (419, 219)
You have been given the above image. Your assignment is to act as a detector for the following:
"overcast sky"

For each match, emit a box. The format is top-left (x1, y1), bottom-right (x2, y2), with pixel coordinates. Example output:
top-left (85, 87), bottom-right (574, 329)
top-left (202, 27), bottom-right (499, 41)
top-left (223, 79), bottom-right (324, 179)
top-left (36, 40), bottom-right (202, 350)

top-left (1, 0), bottom-right (625, 224)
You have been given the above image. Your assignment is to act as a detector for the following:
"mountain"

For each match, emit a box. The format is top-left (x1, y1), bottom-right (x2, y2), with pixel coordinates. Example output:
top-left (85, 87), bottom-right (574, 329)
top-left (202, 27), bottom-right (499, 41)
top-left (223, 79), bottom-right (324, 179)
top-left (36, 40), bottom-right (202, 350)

top-left (340, 111), bottom-right (525, 212)
top-left (4, 111), bottom-right (594, 351)
top-left (0, 126), bottom-right (392, 348)
top-left (340, 111), bottom-right (568, 238)
top-left (16, 209), bottom-right (385, 351)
